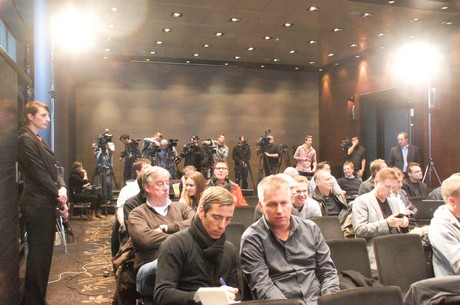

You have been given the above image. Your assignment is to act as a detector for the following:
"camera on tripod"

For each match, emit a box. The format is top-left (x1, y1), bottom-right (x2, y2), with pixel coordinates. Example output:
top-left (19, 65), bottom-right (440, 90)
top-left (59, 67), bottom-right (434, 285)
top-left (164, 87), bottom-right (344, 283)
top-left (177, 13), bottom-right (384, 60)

top-left (97, 129), bottom-right (113, 149)
top-left (142, 138), bottom-right (161, 158)
top-left (257, 130), bottom-right (272, 148)
top-left (341, 138), bottom-right (353, 151)
top-left (167, 139), bottom-right (178, 150)
top-left (202, 140), bottom-right (217, 155)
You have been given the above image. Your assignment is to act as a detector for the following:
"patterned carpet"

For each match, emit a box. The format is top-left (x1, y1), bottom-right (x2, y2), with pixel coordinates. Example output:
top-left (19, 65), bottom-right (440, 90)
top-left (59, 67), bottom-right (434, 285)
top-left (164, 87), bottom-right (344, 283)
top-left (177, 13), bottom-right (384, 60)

top-left (46, 216), bottom-right (116, 305)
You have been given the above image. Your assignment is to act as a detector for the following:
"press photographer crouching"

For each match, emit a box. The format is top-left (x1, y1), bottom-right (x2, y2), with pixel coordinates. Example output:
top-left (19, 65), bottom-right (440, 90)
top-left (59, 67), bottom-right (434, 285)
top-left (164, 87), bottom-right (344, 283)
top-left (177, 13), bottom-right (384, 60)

top-left (69, 161), bottom-right (105, 220)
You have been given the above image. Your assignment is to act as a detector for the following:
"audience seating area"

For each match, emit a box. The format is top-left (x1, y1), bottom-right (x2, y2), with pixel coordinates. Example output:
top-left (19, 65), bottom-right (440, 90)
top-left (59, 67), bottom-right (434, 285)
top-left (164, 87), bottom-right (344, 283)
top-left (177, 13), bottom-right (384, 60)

top-left (318, 286), bottom-right (403, 305)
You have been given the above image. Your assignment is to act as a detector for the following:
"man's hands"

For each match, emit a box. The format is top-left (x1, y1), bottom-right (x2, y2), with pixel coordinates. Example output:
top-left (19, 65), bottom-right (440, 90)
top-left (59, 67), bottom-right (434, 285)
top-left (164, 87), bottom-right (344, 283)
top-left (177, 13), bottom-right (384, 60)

top-left (387, 213), bottom-right (410, 228)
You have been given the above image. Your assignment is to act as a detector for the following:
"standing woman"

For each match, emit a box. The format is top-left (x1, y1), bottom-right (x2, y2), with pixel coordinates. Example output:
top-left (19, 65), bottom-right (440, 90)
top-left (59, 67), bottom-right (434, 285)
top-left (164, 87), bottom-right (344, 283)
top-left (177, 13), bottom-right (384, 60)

top-left (17, 101), bottom-right (68, 305)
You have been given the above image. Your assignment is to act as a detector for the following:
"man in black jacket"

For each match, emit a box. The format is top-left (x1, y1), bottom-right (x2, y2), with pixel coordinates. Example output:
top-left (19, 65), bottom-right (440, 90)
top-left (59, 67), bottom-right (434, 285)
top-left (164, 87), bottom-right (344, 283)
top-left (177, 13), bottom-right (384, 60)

top-left (387, 132), bottom-right (421, 174)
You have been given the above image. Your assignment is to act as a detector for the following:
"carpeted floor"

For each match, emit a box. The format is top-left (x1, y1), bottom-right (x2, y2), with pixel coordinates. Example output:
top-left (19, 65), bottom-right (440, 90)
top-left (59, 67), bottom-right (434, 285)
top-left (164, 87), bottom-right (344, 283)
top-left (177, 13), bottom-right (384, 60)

top-left (46, 216), bottom-right (116, 305)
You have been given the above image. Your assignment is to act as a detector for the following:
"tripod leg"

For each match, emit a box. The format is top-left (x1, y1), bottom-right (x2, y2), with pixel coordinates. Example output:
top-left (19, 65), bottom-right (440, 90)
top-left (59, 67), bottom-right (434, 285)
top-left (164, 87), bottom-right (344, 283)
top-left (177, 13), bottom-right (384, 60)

top-left (257, 155), bottom-right (265, 184)
top-left (247, 163), bottom-right (256, 192)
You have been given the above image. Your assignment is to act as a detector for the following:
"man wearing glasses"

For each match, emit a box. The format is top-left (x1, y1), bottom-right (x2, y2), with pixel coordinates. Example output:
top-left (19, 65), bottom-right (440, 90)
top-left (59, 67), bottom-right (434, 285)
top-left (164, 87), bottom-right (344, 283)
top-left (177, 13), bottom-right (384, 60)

top-left (208, 160), bottom-right (248, 206)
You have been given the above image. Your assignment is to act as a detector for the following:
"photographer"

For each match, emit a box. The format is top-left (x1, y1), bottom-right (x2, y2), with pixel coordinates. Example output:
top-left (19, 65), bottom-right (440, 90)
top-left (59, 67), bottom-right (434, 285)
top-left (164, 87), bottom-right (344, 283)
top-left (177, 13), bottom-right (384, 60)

top-left (69, 161), bottom-right (104, 220)
top-left (158, 139), bottom-right (179, 178)
top-left (142, 134), bottom-right (162, 165)
top-left (345, 136), bottom-right (366, 178)
top-left (183, 136), bottom-right (204, 172)
top-left (119, 133), bottom-right (141, 185)
top-left (232, 135), bottom-right (251, 189)
top-left (202, 134), bottom-right (229, 177)
top-left (92, 129), bottom-right (115, 201)
top-left (294, 135), bottom-right (317, 179)
top-left (260, 134), bottom-right (281, 176)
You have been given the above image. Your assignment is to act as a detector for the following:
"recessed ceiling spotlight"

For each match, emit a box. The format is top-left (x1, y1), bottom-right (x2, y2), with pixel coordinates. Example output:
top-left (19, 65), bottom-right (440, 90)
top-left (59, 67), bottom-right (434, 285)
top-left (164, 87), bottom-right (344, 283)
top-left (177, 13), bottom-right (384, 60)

top-left (350, 43), bottom-right (358, 48)
top-left (261, 65), bottom-right (265, 68)
top-left (410, 18), bottom-right (420, 23)
top-left (332, 28), bottom-right (342, 32)
top-left (247, 47), bottom-right (255, 51)
top-left (295, 67), bottom-right (299, 70)
top-left (163, 28), bottom-right (172, 32)
top-left (215, 32), bottom-right (224, 37)
top-left (308, 40), bottom-right (318, 44)
top-left (307, 6), bottom-right (319, 12)
top-left (105, 48), bottom-right (110, 52)
top-left (309, 61), bottom-right (315, 64)
top-left (356, 55), bottom-right (360, 58)
top-left (235, 56), bottom-right (241, 59)
top-left (111, 7), bottom-right (118, 12)
top-left (361, 13), bottom-right (372, 18)
top-left (379, 46), bottom-right (385, 50)
top-left (283, 22), bottom-right (293, 27)
top-left (193, 53), bottom-right (200, 57)
top-left (328, 53), bottom-right (334, 57)
top-left (186, 60), bottom-right (190, 63)
top-left (441, 21), bottom-right (453, 25)
top-left (335, 63), bottom-right (339, 66)
top-left (388, 1), bottom-right (395, 3)
top-left (146, 58), bottom-right (150, 62)
top-left (441, 6), bottom-right (448, 10)
top-left (156, 41), bottom-right (163, 45)
top-left (224, 63), bottom-right (229, 66)
top-left (172, 12), bottom-right (182, 17)
top-left (319, 68), bottom-right (323, 71)
top-left (203, 44), bottom-right (211, 48)
top-left (108, 24), bottom-right (115, 28)
top-left (103, 56), bottom-right (108, 60)
top-left (150, 51), bottom-right (156, 54)
top-left (377, 32), bottom-right (386, 37)
top-left (264, 36), bottom-right (272, 40)
top-left (229, 17), bottom-right (241, 22)
top-left (289, 50), bottom-right (296, 54)
top-left (273, 58), bottom-right (280, 62)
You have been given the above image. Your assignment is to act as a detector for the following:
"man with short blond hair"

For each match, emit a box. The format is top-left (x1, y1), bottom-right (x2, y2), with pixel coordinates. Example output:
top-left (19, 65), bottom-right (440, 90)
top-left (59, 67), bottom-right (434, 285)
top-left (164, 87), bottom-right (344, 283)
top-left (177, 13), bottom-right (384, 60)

top-left (292, 175), bottom-right (321, 219)
top-left (429, 174), bottom-right (460, 276)
top-left (337, 161), bottom-right (361, 198)
top-left (241, 175), bottom-right (339, 304)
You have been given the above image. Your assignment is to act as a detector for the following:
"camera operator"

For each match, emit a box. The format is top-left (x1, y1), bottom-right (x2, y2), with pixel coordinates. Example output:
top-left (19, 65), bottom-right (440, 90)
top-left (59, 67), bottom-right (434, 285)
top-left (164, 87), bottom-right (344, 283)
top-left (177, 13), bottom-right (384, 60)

top-left (294, 135), bottom-right (317, 179)
top-left (260, 134), bottom-right (281, 176)
top-left (92, 129), bottom-right (115, 202)
top-left (345, 136), bottom-right (366, 178)
top-left (142, 133), bottom-right (162, 165)
top-left (232, 135), bottom-right (251, 189)
top-left (119, 133), bottom-right (141, 185)
top-left (182, 136), bottom-right (204, 172)
top-left (158, 139), bottom-right (179, 178)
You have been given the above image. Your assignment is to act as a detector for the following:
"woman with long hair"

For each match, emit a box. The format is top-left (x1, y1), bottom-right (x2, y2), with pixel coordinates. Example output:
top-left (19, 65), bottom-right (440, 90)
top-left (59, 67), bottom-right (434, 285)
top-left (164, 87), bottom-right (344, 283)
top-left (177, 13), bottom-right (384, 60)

top-left (180, 170), bottom-right (207, 211)
top-left (18, 101), bottom-right (68, 305)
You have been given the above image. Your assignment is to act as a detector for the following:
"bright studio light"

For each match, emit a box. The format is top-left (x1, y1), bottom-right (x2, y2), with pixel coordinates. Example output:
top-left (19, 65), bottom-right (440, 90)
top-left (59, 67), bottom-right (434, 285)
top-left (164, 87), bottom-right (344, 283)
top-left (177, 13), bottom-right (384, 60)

top-left (392, 42), bottom-right (442, 83)
top-left (52, 8), bottom-right (99, 52)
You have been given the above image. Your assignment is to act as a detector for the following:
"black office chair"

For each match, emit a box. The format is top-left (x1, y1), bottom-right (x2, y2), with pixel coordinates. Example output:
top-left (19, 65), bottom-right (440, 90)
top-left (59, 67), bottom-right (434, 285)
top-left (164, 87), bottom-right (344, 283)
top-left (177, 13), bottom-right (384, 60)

top-left (326, 238), bottom-right (372, 278)
top-left (318, 286), bottom-right (403, 305)
top-left (309, 216), bottom-right (344, 240)
top-left (373, 234), bottom-right (431, 295)
top-left (233, 206), bottom-right (256, 229)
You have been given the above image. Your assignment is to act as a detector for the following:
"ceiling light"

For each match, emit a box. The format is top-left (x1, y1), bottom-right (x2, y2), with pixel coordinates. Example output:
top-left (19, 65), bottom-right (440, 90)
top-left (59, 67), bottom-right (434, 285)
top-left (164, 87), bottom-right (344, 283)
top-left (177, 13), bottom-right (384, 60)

top-left (283, 22), bottom-right (293, 27)
top-left (235, 56), bottom-right (241, 59)
top-left (105, 48), bottom-right (110, 52)
top-left (111, 7), bottom-right (118, 12)
top-left (172, 12), bottom-right (182, 17)
top-left (441, 6), bottom-right (448, 10)
top-left (247, 47), bottom-right (255, 51)
top-left (289, 50), bottom-right (296, 54)
top-left (273, 58), bottom-right (280, 62)
top-left (156, 41), bottom-right (163, 45)
top-left (261, 65), bottom-right (265, 68)
top-left (356, 55), bottom-right (360, 58)
top-left (295, 67), bottom-right (299, 70)
top-left (361, 13), bottom-right (372, 18)
top-left (186, 60), bottom-right (190, 63)
top-left (307, 6), bottom-right (319, 12)
top-left (332, 28), bottom-right (342, 32)
top-left (224, 63), bottom-right (229, 66)
top-left (146, 58), bottom-right (150, 62)
top-left (309, 61), bottom-right (315, 64)
top-left (163, 28), bottom-right (172, 32)
top-left (377, 32), bottom-right (386, 37)
top-left (308, 40), bottom-right (318, 44)
top-left (215, 32), bottom-right (224, 37)
top-left (328, 53), bottom-right (334, 57)
top-left (203, 44), bottom-right (211, 48)
top-left (442, 21), bottom-right (453, 25)
top-left (264, 36), bottom-right (272, 40)
top-left (350, 43), bottom-right (358, 48)
top-left (108, 24), bottom-right (115, 28)
top-left (194, 53), bottom-right (200, 57)
top-left (335, 63), bottom-right (339, 66)
top-left (229, 17), bottom-right (241, 22)
top-left (410, 18), bottom-right (420, 23)
top-left (150, 51), bottom-right (156, 54)
top-left (319, 68), bottom-right (323, 71)
top-left (103, 56), bottom-right (108, 60)
top-left (388, 1), bottom-right (395, 3)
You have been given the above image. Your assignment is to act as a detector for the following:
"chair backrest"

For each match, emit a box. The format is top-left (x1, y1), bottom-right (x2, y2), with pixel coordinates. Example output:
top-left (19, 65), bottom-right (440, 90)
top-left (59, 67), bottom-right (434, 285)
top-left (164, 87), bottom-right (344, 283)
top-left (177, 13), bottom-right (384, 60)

top-left (404, 275), bottom-right (460, 305)
top-left (226, 222), bottom-right (245, 255)
top-left (373, 234), bottom-right (430, 295)
top-left (244, 196), bottom-right (259, 206)
top-left (326, 238), bottom-right (372, 278)
top-left (318, 286), bottom-right (403, 305)
top-left (233, 206), bottom-right (256, 229)
top-left (309, 216), bottom-right (344, 240)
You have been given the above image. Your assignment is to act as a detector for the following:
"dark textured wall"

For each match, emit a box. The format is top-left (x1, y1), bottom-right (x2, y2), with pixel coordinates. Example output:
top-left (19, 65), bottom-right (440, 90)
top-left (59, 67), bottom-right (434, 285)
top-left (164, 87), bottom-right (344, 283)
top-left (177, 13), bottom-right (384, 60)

top-left (56, 60), bottom-right (319, 186)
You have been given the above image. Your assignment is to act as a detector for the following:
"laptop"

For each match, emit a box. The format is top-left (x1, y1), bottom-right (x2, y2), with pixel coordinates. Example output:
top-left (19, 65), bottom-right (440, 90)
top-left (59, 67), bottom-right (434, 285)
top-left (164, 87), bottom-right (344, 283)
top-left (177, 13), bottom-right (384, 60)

top-left (196, 287), bottom-right (240, 305)
top-left (414, 200), bottom-right (444, 220)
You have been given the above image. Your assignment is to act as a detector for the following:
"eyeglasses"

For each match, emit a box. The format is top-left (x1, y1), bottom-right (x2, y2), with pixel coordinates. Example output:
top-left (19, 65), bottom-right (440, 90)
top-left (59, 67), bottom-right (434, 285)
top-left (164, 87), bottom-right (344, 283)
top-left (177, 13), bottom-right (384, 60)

top-left (215, 167), bottom-right (228, 171)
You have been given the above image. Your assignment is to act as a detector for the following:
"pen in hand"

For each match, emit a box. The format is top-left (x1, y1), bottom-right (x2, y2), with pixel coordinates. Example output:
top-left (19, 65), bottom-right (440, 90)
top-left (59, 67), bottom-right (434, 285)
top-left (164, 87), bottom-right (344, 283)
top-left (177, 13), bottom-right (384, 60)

top-left (219, 277), bottom-right (228, 286)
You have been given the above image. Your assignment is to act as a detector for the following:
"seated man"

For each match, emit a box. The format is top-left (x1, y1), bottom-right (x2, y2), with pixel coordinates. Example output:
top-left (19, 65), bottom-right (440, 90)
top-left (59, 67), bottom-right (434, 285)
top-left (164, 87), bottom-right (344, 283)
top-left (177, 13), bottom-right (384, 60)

top-left (337, 161), bottom-right (361, 200)
top-left (207, 160), bottom-right (248, 206)
top-left (241, 175), bottom-right (340, 305)
top-left (352, 168), bottom-right (409, 269)
top-left (429, 174), bottom-right (460, 277)
top-left (358, 158), bottom-right (387, 195)
top-left (292, 175), bottom-right (322, 219)
top-left (127, 166), bottom-right (195, 297)
top-left (308, 161), bottom-right (343, 195)
top-left (402, 162), bottom-right (429, 197)
top-left (154, 187), bottom-right (239, 305)
top-left (311, 170), bottom-right (349, 225)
